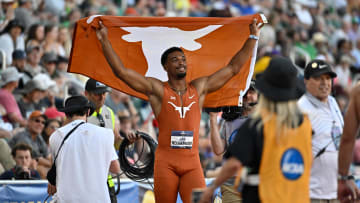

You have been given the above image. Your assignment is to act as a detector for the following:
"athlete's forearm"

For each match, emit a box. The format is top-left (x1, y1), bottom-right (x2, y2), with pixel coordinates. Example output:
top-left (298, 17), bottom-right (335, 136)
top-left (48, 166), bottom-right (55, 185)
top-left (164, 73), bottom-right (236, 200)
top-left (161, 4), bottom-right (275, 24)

top-left (228, 38), bottom-right (257, 75)
top-left (100, 38), bottom-right (127, 79)
top-left (338, 136), bottom-right (355, 176)
top-left (209, 157), bottom-right (241, 190)
top-left (209, 113), bottom-right (225, 155)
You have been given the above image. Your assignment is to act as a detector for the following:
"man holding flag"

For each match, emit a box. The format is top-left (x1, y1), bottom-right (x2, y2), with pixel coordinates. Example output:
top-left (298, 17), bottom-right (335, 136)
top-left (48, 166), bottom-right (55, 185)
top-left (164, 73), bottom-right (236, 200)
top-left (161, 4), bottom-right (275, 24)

top-left (95, 17), bottom-right (262, 203)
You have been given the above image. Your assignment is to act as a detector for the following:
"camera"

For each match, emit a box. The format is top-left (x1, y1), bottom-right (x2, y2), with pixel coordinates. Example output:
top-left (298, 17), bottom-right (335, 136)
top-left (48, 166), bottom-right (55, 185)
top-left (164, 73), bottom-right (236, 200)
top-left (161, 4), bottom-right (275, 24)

top-left (192, 188), bottom-right (204, 203)
top-left (14, 166), bottom-right (31, 180)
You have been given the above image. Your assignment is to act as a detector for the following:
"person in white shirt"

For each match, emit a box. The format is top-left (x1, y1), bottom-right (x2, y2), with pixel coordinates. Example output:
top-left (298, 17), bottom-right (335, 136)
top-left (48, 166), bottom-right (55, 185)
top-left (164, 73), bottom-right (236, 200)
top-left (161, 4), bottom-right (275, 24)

top-left (47, 95), bottom-right (120, 203)
top-left (298, 59), bottom-right (343, 203)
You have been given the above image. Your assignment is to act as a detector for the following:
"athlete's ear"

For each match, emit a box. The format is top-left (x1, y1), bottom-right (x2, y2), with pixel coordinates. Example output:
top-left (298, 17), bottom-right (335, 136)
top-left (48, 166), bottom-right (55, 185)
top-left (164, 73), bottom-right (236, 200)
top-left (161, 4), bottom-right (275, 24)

top-left (163, 64), bottom-right (168, 72)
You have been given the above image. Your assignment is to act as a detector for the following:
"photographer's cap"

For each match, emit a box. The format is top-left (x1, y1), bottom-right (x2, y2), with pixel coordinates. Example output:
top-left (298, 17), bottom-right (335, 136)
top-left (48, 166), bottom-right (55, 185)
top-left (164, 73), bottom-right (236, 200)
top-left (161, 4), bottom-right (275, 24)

top-left (85, 78), bottom-right (110, 94)
top-left (304, 59), bottom-right (337, 79)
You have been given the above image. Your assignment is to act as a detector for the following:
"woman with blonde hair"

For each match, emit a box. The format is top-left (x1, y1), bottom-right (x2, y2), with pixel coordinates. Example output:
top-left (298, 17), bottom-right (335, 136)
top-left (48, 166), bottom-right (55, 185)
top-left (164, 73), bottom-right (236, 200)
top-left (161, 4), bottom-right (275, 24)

top-left (200, 56), bottom-right (313, 203)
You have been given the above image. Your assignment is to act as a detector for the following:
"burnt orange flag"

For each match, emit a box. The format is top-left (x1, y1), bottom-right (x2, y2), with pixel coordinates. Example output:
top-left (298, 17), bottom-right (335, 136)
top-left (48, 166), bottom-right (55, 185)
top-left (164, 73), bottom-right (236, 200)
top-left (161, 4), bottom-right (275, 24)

top-left (69, 14), bottom-right (266, 108)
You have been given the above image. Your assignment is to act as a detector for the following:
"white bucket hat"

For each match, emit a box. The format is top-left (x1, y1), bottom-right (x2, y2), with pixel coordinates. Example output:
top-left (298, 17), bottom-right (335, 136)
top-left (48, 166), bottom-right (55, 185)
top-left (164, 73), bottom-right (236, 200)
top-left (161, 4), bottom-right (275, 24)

top-left (0, 67), bottom-right (22, 87)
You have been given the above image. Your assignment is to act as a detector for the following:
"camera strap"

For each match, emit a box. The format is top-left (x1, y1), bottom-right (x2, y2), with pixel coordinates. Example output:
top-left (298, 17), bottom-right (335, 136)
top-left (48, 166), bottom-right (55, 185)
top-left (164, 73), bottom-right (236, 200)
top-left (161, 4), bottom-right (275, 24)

top-left (53, 122), bottom-right (85, 164)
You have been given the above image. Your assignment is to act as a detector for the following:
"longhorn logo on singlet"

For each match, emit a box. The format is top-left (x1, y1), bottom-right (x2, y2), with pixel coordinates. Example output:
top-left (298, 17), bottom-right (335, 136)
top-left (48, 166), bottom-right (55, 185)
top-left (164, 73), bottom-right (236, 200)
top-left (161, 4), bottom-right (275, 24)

top-left (168, 101), bottom-right (196, 119)
top-left (280, 148), bottom-right (304, 180)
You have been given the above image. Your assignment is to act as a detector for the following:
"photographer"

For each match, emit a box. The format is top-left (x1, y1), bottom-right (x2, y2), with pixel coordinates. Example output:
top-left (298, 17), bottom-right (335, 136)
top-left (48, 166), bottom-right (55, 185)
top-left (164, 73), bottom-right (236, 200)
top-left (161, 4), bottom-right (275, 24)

top-left (206, 80), bottom-right (258, 202)
top-left (0, 143), bottom-right (40, 180)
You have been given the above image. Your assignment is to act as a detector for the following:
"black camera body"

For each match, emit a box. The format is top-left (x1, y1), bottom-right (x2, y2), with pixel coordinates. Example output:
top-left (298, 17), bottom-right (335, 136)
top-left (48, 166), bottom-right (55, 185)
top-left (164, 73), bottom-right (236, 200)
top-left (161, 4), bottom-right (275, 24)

top-left (13, 166), bottom-right (31, 180)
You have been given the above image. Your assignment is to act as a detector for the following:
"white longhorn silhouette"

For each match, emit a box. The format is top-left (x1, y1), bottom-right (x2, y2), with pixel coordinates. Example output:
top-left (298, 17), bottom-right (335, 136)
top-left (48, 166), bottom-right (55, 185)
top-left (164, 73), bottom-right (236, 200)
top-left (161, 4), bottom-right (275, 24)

top-left (168, 101), bottom-right (196, 119)
top-left (121, 25), bottom-right (223, 81)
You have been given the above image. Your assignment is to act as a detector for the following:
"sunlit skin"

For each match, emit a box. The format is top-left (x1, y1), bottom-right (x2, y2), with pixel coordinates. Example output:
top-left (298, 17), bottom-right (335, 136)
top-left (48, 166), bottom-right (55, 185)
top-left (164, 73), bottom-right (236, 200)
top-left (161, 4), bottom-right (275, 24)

top-left (28, 117), bottom-right (45, 136)
top-left (27, 49), bottom-right (41, 66)
top-left (243, 88), bottom-right (258, 115)
top-left (44, 120), bottom-right (60, 138)
top-left (44, 61), bottom-right (56, 76)
top-left (164, 51), bottom-right (187, 80)
top-left (304, 74), bottom-right (332, 103)
top-left (14, 150), bottom-right (32, 169)
top-left (36, 25), bottom-right (45, 41)
top-left (85, 92), bottom-right (107, 112)
top-left (9, 26), bottom-right (21, 41)
top-left (95, 18), bottom-right (262, 203)
top-left (245, 89), bottom-right (258, 104)
top-left (27, 89), bottom-right (45, 103)
top-left (13, 58), bottom-right (26, 71)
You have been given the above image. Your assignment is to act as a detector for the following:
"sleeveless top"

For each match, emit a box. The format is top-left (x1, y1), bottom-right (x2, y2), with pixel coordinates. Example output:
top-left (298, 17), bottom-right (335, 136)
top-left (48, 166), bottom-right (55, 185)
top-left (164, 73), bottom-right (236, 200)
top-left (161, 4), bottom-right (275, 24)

top-left (156, 82), bottom-right (201, 157)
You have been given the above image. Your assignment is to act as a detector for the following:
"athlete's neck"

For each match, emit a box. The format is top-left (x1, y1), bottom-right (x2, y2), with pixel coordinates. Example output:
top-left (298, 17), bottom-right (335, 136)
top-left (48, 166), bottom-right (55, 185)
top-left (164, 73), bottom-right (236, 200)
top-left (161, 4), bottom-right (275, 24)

top-left (168, 80), bottom-right (187, 95)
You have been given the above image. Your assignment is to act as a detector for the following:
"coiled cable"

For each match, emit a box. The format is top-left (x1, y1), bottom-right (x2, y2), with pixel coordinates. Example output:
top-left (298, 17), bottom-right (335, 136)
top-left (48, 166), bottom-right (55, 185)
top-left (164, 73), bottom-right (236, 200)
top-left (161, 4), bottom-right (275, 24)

top-left (118, 131), bottom-right (157, 183)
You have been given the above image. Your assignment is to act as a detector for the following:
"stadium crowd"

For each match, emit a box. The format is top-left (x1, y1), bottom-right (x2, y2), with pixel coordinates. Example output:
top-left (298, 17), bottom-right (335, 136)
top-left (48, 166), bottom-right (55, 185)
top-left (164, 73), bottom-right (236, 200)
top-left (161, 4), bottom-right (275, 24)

top-left (0, 0), bottom-right (360, 201)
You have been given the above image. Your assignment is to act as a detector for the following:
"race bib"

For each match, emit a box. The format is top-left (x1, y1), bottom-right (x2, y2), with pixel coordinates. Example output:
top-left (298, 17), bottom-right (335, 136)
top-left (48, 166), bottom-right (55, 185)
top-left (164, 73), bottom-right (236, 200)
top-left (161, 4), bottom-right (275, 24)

top-left (171, 131), bottom-right (193, 149)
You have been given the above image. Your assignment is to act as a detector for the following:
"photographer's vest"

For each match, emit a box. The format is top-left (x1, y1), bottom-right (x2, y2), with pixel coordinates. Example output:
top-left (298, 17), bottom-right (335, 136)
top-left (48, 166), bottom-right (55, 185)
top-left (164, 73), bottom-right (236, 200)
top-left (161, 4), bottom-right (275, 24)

top-left (259, 114), bottom-right (312, 203)
top-left (88, 106), bottom-right (115, 130)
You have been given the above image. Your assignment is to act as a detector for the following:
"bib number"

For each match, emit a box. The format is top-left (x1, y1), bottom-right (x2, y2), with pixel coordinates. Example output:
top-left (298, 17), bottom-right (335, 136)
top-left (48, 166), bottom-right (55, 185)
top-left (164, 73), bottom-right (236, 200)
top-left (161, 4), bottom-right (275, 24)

top-left (171, 131), bottom-right (193, 149)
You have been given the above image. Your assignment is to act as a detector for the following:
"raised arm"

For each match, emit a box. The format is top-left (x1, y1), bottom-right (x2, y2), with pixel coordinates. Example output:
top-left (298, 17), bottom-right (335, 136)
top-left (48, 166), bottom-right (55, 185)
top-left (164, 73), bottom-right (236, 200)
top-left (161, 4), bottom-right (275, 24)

top-left (95, 21), bottom-right (162, 97)
top-left (338, 84), bottom-right (360, 201)
top-left (193, 18), bottom-right (262, 98)
top-left (209, 112), bottom-right (226, 155)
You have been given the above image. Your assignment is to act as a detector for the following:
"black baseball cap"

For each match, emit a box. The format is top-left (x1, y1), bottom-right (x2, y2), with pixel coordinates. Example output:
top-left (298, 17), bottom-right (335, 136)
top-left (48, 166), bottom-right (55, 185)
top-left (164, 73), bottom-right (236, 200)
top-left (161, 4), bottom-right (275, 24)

top-left (304, 59), bottom-right (337, 79)
top-left (85, 78), bottom-right (110, 94)
top-left (12, 50), bottom-right (26, 60)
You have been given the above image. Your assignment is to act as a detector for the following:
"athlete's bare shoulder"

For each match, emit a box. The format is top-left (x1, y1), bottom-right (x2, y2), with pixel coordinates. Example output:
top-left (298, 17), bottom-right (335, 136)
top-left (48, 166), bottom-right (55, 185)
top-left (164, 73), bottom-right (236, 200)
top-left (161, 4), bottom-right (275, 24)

top-left (146, 77), bottom-right (165, 99)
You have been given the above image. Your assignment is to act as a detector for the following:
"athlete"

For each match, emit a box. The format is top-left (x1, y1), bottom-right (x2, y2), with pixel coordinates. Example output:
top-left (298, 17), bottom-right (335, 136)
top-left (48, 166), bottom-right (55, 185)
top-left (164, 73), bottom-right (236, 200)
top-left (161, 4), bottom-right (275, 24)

top-left (95, 18), bottom-right (262, 203)
top-left (338, 83), bottom-right (360, 203)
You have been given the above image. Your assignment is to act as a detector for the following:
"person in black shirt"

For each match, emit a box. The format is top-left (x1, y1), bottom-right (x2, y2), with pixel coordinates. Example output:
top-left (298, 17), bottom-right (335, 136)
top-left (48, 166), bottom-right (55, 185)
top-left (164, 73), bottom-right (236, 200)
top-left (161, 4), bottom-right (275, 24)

top-left (200, 56), bottom-right (312, 203)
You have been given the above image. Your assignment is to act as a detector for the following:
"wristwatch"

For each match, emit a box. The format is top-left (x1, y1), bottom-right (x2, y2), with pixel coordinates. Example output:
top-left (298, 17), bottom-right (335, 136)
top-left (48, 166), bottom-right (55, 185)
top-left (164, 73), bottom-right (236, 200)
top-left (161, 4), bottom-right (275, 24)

top-left (338, 174), bottom-right (355, 181)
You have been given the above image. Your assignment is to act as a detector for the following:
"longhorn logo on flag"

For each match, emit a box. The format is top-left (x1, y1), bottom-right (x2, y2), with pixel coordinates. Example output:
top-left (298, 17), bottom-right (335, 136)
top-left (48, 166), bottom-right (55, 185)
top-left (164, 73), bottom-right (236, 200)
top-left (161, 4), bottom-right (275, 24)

top-left (69, 14), bottom-right (266, 107)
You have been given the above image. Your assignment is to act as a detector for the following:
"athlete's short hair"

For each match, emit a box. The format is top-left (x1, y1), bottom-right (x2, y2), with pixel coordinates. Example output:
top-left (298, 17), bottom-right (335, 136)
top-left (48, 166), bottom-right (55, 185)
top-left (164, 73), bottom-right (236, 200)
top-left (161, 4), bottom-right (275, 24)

top-left (161, 47), bottom-right (184, 66)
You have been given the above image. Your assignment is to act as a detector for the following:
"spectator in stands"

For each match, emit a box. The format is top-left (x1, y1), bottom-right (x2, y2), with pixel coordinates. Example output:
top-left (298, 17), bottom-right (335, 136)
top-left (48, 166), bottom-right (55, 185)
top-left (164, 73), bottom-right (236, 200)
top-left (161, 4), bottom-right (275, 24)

top-left (44, 107), bottom-right (65, 123)
top-left (57, 26), bottom-right (71, 57)
top-left (334, 55), bottom-right (353, 93)
top-left (43, 25), bottom-right (66, 57)
top-left (0, 0), bottom-right (15, 32)
top-left (32, 73), bottom-right (62, 110)
top-left (298, 59), bottom-right (342, 202)
top-left (17, 79), bottom-right (47, 118)
top-left (0, 19), bottom-right (25, 65)
top-left (8, 110), bottom-right (51, 178)
top-left (14, 0), bottom-right (37, 32)
top-left (25, 24), bottom-right (45, 49)
top-left (12, 49), bottom-right (30, 89)
top-left (41, 52), bottom-right (59, 79)
top-left (105, 89), bottom-right (139, 127)
top-left (0, 67), bottom-right (26, 127)
top-left (24, 45), bottom-right (42, 77)
top-left (41, 119), bottom-right (61, 148)
top-left (0, 143), bottom-right (40, 180)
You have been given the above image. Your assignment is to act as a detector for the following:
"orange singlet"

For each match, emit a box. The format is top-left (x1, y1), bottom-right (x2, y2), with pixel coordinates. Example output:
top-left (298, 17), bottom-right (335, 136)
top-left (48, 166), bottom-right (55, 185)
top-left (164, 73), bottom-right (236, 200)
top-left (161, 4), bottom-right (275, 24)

top-left (154, 82), bottom-right (206, 203)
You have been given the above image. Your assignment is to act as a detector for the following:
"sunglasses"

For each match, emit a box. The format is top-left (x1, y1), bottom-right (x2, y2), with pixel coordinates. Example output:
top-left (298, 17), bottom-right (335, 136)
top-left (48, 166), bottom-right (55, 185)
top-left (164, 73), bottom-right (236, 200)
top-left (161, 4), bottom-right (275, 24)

top-left (97, 114), bottom-right (105, 127)
top-left (48, 125), bottom-right (59, 130)
top-left (33, 119), bottom-right (46, 125)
